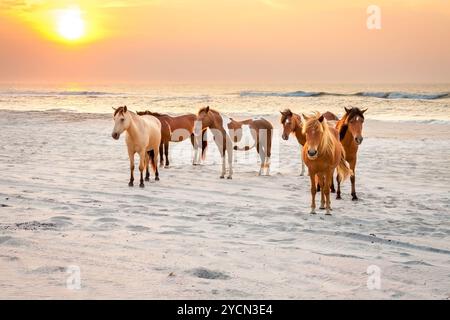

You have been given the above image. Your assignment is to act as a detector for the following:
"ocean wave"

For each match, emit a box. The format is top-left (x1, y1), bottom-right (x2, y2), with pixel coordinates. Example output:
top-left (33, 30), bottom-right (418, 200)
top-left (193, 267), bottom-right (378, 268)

top-left (239, 90), bottom-right (449, 100)
top-left (0, 90), bottom-right (119, 96)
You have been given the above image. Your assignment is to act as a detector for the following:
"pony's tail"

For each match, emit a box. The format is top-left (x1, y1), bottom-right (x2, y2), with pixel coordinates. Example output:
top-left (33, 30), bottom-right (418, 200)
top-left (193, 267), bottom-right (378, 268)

top-left (201, 130), bottom-right (208, 160)
top-left (149, 149), bottom-right (157, 172)
top-left (337, 150), bottom-right (352, 182)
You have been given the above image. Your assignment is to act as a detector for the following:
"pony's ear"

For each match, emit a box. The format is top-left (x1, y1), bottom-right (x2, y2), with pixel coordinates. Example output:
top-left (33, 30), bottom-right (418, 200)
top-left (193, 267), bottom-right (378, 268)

top-left (361, 108), bottom-right (368, 114)
top-left (318, 115), bottom-right (324, 123)
top-left (344, 107), bottom-right (351, 114)
top-left (205, 106), bottom-right (210, 113)
top-left (123, 106), bottom-right (127, 113)
top-left (112, 107), bottom-right (117, 111)
top-left (280, 110), bottom-right (285, 116)
top-left (302, 113), bottom-right (309, 121)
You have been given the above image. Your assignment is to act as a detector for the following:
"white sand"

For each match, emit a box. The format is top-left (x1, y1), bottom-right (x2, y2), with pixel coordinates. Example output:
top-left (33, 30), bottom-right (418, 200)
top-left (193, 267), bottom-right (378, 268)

top-left (0, 110), bottom-right (449, 299)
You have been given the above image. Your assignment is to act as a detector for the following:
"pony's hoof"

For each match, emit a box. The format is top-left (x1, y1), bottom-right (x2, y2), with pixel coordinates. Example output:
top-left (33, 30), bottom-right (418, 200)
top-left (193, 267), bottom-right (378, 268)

top-left (165, 165), bottom-right (169, 169)
top-left (227, 176), bottom-right (232, 180)
top-left (310, 209), bottom-right (316, 215)
top-left (220, 175), bottom-right (225, 179)
top-left (155, 177), bottom-right (160, 181)
top-left (128, 182), bottom-right (134, 187)
top-left (319, 206), bottom-right (325, 210)
top-left (336, 194), bottom-right (342, 200)
top-left (352, 194), bottom-right (358, 201)
top-left (331, 189), bottom-right (336, 194)
top-left (145, 177), bottom-right (150, 182)
top-left (139, 183), bottom-right (145, 188)
top-left (325, 210), bottom-right (332, 216)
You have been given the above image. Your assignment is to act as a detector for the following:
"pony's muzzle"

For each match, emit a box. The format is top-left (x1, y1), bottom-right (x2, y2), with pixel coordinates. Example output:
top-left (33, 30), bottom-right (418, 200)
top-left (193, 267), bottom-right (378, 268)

top-left (282, 134), bottom-right (288, 140)
top-left (307, 149), bottom-right (318, 158)
top-left (112, 132), bottom-right (120, 140)
top-left (355, 136), bottom-right (363, 145)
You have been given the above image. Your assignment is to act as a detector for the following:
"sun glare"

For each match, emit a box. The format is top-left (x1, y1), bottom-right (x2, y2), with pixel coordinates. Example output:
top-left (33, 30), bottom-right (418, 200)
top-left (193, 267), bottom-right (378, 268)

top-left (56, 7), bottom-right (85, 41)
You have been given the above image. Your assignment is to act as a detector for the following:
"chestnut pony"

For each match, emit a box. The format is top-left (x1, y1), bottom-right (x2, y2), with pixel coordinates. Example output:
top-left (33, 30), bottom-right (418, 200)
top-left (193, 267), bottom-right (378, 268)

top-left (302, 112), bottom-right (352, 215)
top-left (112, 106), bottom-right (161, 187)
top-left (335, 107), bottom-right (367, 200)
top-left (137, 111), bottom-right (207, 167)
top-left (196, 106), bottom-right (233, 179)
top-left (280, 109), bottom-right (339, 177)
top-left (227, 117), bottom-right (273, 176)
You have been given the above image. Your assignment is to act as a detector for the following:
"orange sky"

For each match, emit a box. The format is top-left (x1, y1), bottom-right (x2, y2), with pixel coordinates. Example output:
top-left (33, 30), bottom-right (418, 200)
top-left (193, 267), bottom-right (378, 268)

top-left (1, 0), bottom-right (449, 83)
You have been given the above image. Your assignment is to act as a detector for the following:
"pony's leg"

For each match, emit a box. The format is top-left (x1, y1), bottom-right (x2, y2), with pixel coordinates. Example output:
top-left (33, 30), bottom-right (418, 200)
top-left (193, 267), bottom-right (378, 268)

top-left (300, 146), bottom-right (306, 176)
top-left (309, 174), bottom-right (317, 214)
top-left (319, 175), bottom-right (326, 210)
top-left (159, 143), bottom-right (164, 166)
top-left (164, 141), bottom-right (170, 167)
top-left (325, 171), bottom-right (333, 215)
top-left (265, 131), bottom-right (272, 176)
top-left (336, 174), bottom-right (342, 200)
top-left (350, 161), bottom-right (358, 201)
top-left (128, 151), bottom-right (135, 187)
top-left (258, 148), bottom-right (265, 176)
top-left (227, 144), bottom-right (233, 179)
top-left (152, 150), bottom-right (160, 181)
top-left (145, 152), bottom-right (150, 182)
top-left (330, 172), bottom-right (336, 193)
top-left (138, 151), bottom-right (146, 188)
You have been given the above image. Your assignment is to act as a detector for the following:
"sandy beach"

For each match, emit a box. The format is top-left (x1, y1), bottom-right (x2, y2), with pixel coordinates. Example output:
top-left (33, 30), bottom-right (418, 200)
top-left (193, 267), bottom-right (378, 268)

top-left (0, 109), bottom-right (449, 299)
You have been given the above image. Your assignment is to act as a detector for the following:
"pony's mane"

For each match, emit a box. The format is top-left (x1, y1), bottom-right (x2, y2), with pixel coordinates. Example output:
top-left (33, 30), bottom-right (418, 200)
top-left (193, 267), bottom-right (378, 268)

top-left (303, 112), bottom-right (337, 159)
top-left (280, 109), bottom-right (293, 124)
top-left (114, 106), bottom-right (127, 116)
top-left (136, 110), bottom-right (168, 117)
top-left (198, 106), bottom-right (220, 116)
top-left (339, 107), bottom-right (365, 140)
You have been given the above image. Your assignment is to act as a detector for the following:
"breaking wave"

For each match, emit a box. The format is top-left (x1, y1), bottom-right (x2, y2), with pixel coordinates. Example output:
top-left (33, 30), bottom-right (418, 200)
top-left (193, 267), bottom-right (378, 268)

top-left (239, 90), bottom-right (449, 100)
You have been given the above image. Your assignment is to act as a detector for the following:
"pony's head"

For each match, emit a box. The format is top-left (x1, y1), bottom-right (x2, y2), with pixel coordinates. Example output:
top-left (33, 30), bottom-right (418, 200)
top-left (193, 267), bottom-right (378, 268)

top-left (112, 106), bottom-right (131, 140)
top-left (302, 112), bottom-right (334, 160)
top-left (197, 106), bottom-right (215, 129)
top-left (342, 107), bottom-right (367, 145)
top-left (280, 109), bottom-right (299, 140)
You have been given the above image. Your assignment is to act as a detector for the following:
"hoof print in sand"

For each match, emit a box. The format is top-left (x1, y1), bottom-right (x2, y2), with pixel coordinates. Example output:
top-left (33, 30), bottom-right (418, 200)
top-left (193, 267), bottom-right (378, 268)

top-left (188, 267), bottom-right (230, 280)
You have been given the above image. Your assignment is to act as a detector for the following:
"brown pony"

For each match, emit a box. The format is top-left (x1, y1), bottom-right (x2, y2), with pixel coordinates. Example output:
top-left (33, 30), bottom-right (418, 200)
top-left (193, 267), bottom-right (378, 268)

top-left (280, 109), bottom-right (339, 177)
top-left (196, 106), bottom-right (233, 179)
top-left (302, 112), bottom-right (352, 215)
top-left (227, 117), bottom-right (273, 175)
top-left (335, 107), bottom-right (367, 200)
top-left (137, 111), bottom-right (207, 167)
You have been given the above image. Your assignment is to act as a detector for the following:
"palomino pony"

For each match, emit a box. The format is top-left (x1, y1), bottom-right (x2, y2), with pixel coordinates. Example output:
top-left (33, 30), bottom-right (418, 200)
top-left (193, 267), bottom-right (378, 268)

top-left (112, 106), bottom-right (161, 188)
top-left (227, 117), bottom-right (273, 176)
top-left (280, 109), bottom-right (339, 177)
top-left (335, 107), bottom-right (367, 200)
top-left (136, 111), bottom-right (207, 167)
top-left (302, 112), bottom-right (352, 215)
top-left (196, 106), bottom-right (234, 179)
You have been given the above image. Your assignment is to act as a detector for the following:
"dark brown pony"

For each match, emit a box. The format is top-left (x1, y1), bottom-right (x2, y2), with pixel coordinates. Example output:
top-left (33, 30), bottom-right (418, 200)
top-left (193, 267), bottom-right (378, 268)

top-left (280, 109), bottom-right (339, 177)
top-left (302, 113), bottom-right (352, 215)
top-left (137, 111), bottom-right (207, 167)
top-left (227, 117), bottom-right (273, 175)
top-left (335, 107), bottom-right (367, 200)
top-left (196, 106), bottom-right (233, 179)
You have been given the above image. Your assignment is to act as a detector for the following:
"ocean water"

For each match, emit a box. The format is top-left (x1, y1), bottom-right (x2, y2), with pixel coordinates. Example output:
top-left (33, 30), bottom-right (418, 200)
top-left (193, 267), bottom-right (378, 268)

top-left (0, 83), bottom-right (449, 122)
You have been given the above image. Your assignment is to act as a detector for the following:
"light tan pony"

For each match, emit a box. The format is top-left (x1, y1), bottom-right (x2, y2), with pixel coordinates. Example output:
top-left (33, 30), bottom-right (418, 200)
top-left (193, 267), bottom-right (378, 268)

top-left (112, 106), bottom-right (162, 188)
top-left (302, 112), bottom-right (352, 215)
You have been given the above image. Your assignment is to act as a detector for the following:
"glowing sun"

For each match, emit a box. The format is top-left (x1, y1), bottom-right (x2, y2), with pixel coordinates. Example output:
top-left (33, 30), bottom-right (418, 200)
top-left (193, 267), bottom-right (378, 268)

top-left (56, 7), bottom-right (85, 41)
